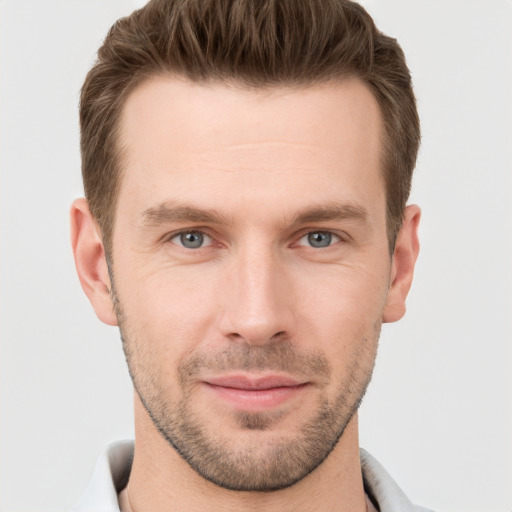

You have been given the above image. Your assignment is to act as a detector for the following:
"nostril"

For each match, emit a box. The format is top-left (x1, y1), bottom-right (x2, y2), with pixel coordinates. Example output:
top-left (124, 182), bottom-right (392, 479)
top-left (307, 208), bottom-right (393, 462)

top-left (226, 330), bottom-right (288, 345)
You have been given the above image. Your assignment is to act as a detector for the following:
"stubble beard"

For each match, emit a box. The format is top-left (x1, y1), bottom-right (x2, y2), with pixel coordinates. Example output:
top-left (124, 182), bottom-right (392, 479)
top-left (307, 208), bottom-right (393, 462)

top-left (113, 291), bottom-right (379, 492)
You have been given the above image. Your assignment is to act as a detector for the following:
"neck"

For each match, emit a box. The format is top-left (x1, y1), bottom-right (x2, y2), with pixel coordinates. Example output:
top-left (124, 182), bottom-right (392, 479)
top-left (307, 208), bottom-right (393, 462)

top-left (126, 393), bottom-right (367, 512)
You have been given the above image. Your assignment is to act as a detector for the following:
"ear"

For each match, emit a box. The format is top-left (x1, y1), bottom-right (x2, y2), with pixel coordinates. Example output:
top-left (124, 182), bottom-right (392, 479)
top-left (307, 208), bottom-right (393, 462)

top-left (382, 204), bottom-right (421, 323)
top-left (70, 198), bottom-right (118, 326)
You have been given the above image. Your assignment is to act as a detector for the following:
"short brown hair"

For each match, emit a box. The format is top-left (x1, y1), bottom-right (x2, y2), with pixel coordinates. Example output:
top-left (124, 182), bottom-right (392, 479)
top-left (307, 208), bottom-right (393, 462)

top-left (80, 0), bottom-right (420, 256)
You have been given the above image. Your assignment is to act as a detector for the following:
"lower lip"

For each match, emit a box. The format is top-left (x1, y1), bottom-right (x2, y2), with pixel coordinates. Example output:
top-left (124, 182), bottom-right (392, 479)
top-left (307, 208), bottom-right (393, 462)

top-left (204, 383), bottom-right (308, 411)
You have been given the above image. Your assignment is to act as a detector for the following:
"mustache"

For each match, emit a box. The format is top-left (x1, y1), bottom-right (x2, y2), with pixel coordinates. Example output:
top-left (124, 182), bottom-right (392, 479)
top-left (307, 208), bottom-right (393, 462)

top-left (179, 341), bottom-right (331, 381)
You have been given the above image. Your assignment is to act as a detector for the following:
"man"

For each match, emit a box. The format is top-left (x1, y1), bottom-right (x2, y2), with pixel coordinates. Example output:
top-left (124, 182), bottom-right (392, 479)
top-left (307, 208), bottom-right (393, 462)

top-left (70, 0), bottom-right (430, 510)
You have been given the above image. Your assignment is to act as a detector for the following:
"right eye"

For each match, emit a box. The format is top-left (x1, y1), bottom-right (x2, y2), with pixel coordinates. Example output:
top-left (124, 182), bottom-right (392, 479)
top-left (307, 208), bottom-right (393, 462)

top-left (170, 231), bottom-right (212, 249)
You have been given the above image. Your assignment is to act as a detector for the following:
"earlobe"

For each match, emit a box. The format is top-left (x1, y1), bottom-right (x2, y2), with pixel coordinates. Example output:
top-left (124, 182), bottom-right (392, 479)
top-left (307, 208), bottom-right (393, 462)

top-left (382, 205), bottom-right (421, 323)
top-left (70, 198), bottom-right (118, 326)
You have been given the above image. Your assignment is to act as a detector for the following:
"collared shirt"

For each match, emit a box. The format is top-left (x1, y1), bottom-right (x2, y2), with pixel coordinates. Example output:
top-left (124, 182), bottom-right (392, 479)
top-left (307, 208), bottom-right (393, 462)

top-left (70, 440), bottom-right (435, 512)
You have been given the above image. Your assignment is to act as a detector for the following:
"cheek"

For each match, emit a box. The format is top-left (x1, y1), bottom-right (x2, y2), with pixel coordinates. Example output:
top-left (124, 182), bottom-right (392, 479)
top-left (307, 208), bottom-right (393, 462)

top-left (115, 263), bottom-right (223, 356)
top-left (292, 264), bottom-right (388, 351)
top-left (298, 260), bottom-right (388, 311)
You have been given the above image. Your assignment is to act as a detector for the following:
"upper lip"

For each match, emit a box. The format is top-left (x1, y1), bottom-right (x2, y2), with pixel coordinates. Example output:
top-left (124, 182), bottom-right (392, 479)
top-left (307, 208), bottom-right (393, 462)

top-left (203, 375), bottom-right (307, 390)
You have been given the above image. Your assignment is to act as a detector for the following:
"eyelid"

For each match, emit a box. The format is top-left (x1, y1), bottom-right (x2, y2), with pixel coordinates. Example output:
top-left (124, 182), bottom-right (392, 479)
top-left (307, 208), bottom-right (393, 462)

top-left (163, 228), bottom-right (216, 248)
top-left (297, 231), bottom-right (341, 248)
top-left (160, 227), bottom-right (349, 249)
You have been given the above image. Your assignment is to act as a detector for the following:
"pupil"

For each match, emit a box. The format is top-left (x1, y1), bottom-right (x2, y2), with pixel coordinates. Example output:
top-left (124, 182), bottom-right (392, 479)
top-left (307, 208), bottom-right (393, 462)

top-left (181, 232), bottom-right (203, 248)
top-left (308, 232), bottom-right (331, 248)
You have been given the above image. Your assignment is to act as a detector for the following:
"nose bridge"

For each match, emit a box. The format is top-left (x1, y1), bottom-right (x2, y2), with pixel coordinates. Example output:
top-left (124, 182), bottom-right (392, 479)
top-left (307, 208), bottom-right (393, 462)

top-left (221, 240), bottom-right (292, 345)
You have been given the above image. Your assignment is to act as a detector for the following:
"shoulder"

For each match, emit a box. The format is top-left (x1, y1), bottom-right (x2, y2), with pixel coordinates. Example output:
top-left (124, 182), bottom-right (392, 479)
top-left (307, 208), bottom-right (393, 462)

top-left (69, 440), bottom-right (134, 512)
top-left (360, 448), bottom-right (436, 512)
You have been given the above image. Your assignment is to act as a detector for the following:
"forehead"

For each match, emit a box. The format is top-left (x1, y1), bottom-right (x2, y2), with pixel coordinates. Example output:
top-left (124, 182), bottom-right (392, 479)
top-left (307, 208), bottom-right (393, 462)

top-left (120, 76), bottom-right (382, 156)
top-left (116, 76), bottom-right (384, 220)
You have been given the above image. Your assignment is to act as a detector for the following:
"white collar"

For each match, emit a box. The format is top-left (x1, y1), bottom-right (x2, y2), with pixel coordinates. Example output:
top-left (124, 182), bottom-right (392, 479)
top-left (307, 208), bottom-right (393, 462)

top-left (70, 440), bottom-right (433, 512)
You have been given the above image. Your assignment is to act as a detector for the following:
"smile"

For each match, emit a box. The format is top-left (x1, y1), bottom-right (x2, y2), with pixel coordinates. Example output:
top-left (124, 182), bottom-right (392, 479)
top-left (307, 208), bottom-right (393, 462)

top-left (202, 375), bottom-right (310, 411)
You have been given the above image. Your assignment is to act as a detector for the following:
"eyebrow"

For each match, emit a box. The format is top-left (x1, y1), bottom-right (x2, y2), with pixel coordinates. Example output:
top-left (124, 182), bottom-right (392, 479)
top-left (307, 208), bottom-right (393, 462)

top-left (139, 201), bottom-right (369, 228)
top-left (290, 202), bottom-right (369, 226)
top-left (140, 202), bottom-right (229, 226)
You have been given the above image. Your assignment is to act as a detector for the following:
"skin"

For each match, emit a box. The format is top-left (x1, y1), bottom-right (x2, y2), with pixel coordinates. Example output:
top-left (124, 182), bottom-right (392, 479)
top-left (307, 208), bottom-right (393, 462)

top-left (71, 76), bottom-right (420, 512)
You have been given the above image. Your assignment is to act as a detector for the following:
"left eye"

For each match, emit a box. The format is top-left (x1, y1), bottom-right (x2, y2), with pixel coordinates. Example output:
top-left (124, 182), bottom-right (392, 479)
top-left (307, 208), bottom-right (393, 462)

top-left (171, 231), bottom-right (212, 249)
top-left (298, 231), bottom-right (340, 248)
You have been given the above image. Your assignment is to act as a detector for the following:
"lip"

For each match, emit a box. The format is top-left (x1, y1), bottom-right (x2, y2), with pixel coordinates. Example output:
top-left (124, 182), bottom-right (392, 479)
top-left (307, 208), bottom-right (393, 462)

top-left (205, 375), bottom-right (305, 390)
top-left (202, 374), bottom-right (309, 411)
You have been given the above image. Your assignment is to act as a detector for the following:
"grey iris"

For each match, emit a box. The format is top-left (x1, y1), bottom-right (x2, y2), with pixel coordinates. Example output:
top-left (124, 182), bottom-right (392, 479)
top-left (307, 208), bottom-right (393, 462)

top-left (180, 231), bottom-right (204, 248)
top-left (308, 232), bottom-right (332, 248)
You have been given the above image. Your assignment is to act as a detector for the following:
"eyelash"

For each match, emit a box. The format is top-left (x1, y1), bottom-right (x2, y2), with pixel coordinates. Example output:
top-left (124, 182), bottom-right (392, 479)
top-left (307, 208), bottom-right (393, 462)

top-left (168, 230), bottom-right (214, 249)
top-left (166, 229), bottom-right (345, 250)
top-left (295, 231), bottom-right (342, 248)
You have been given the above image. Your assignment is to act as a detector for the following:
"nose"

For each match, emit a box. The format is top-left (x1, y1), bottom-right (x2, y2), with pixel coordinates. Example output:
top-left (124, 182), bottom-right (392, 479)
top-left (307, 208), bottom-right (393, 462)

top-left (219, 245), bottom-right (295, 346)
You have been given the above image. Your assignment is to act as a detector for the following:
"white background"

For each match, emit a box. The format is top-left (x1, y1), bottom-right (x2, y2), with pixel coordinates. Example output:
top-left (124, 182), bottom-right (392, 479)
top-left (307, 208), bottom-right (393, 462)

top-left (0, 1), bottom-right (510, 511)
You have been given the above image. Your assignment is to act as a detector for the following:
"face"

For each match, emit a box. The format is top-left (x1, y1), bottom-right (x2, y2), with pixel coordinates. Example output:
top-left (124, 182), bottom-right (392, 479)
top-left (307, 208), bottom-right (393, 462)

top-left (108, 77), bottom-right (395, 491)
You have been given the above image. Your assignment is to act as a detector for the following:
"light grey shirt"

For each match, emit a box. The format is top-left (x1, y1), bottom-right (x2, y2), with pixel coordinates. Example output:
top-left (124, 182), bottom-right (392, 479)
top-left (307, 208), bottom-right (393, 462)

top-left (70, 440), bottom-right (435, 512)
